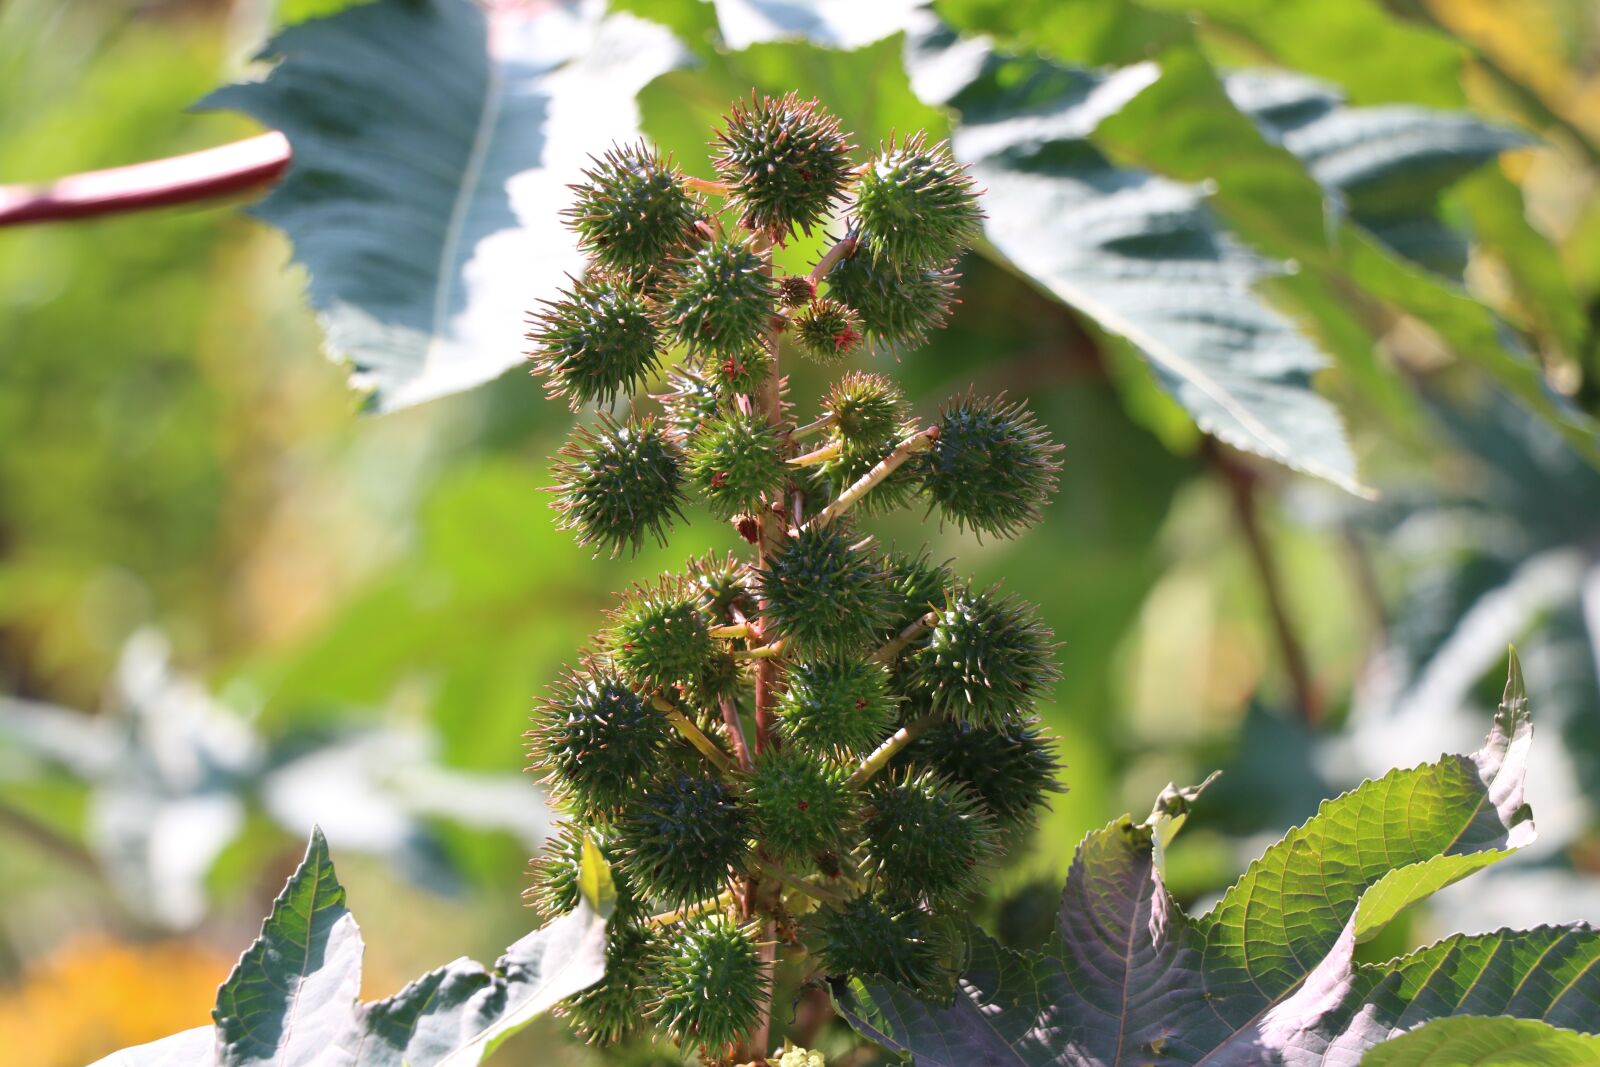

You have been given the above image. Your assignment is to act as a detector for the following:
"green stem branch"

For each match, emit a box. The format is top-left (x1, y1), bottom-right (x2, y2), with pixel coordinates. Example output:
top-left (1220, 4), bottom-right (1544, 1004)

top-left (652, 696), bottom-right (735, 773)
top-left (807, 425), bottom-right (939, 531)
top-left (849, 716), bottom-right (937, 787)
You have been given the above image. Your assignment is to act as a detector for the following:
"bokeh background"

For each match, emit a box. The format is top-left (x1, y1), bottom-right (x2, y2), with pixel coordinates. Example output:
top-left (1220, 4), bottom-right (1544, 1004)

top-left (4, 0), bottom-right (1600, 1063)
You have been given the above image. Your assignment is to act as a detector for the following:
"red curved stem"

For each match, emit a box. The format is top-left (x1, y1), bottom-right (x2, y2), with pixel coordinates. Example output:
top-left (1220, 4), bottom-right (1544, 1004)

top-left (0, 132), bottom-right (290, 227)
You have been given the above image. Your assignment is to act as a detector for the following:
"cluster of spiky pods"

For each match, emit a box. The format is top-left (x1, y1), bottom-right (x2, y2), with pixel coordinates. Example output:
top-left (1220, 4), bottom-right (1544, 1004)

top-left (524, 93), bottom-right (1065, 1066)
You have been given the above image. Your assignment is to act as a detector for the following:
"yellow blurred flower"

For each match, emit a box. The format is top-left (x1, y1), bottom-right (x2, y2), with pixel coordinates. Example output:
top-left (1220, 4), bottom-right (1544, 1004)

top-left (0, 935), bottom-right (232, 1067)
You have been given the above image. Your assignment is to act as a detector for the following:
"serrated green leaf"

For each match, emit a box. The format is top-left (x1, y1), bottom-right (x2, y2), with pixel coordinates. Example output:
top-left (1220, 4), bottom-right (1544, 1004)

top-left (201, 0), bottom-right (684, 411)
top-left (834, 657), bottom-right (1598, 1065)
top-left (1362, 1016), bottom-right (1600, 1066)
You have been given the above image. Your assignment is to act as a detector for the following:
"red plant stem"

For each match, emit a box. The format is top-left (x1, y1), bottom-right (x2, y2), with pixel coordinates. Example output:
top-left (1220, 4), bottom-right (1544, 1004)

top-left (1206, 441), bottom-right (1324, 726)
top-left (720, 695), bottom-right (753, 771)
top-left (808, 234), bottom-right (858, 282)
top-left (0, 133), bottom-right (290, 227)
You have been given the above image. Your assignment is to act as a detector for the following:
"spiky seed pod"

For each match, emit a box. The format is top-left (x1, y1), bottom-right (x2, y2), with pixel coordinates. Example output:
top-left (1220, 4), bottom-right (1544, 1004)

top-left (617, 770), bottom-right (748, 908)
top-left (774, 656), bottom-right (897, 757)
top-left (881, 549), bottom-right (955, 634)
top-left (905, 717), bottom-right (1063, 829)
top-left (777, 275), bottom-right (816, 307)
top-left (755, 523), bottom-right (894, 656)
top-left (684, 646), bottom-right (743, 709)
top-left (604, 578), bottom-right (718, 692)
top-left (807, 894), bottom-right (954, 995)
top-left (526, 275), bottom-right (663, 410)
top-left (685, 409), bottom-right (789, 518)
top-left (823, 371), bottom-right (909, 446)
top-left (566, 142), bottom-right (701, 275)
top-left (745, 747), bottom-right (854, 863)
top-left (853, 134), bottom-right (982, 270)
top-left (923, 394), bottom-right (1061, 538)
top-left (663, 236), bottom-right (776, 358)
top-left (902, 585), bottom-right (1059, 725)
top-left (526, 823), bottom-right (641, 921)
top-left (811, 426), bottom-right (924, 518)
top-left (560, 918), bottom-right (660, 1046)
top-left (655, 366), bottom-right (723, 439)
top-left (825, 246), bottom-right (958, 349)
top-left (529, 670), bottom-right (673, 818)
top-left (688, 551), bottom-right (753, 623)
top-left (551, 417), bottom-right (685, 557)
top-left (648, 914), bottom-right (766, 1056)
top-left (858, 768), bottom-right (999, 905)
top-left (704, 345), bottom-right (773, 398)
top-left (792, 298), bottom-right (864, 365)
top-left (713, 93), bottom-right (854, 235)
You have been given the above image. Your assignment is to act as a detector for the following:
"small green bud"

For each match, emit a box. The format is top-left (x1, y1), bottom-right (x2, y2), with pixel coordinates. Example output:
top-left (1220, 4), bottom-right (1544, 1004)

top-left (822, 372), bottom-right (908, 446)
top-left (649, 914), bottom-right (766, 1056)
top-left (617, 770), bottom-right (748, 908)
top-left (566, 142), bottom-right (701, 275)
top-left (825, 246), bottom-right (958, 350)
top-left (906, 717), bottom-right (1063, 829)
top-left (770, 1044), bottom-right (828, 1067)
top-left (528, 669), bottom-right (673, 818)
top-left (745, 747), bottom-right (853, 863)
top-left (902, 585), bottom-right (1058, 725)
top-left (775, 656), bottom-right (897, 758)
top-left (704, 346), bottom-right (774, 397)
top-left (714, 93), bottom-right (855, 236)
top-left (663, 235), bottom-right (776, 358)
top-left (923, 394), bottom-right (1061, 538)
top-left (604, 577), bottom-right (717, 692)
top-left (792, 298), bottom-right (864, 365)
top-left (807, 894), bottom-right (953, 995)
top-left (686, 409), bottom-right (789, 518)
top-left (778, 274), bottom-right (817, 307)
top-left (561, 918), bottom-right (660, 1046)
top-left (755, 523), bottom-right (894, 656)
top-left (551, 416), bottom-right (685, 557)
top-left (853, 133), bottom-right (982, 270)
top-left (858, 768), bottom-right (999, 905)
top-left (526, 274), bottom-right (663, 410)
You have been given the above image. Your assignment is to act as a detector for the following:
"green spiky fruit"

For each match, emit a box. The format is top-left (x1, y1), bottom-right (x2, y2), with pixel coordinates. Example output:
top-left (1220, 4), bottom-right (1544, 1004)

top-left (704, 346), bottom-right (773, 397)
top-left (526, 824), bottom-right (641, 921)
top-left (529, 670), bottom-right (673, 818)
top-left (604, 578), bottom-right (717, 692)
top-left (663, 236), bottom-right (776, 358)
top-left (714, 93), bottom-right (854, 235)
top-left (812, 429), bottom-right (923, 517)
top-left (552, 417), bottom-right (685, 557)
top-left (686, 409), bottom-right (788, 518)
top-left (755, 523), bottom-right (893, 656)
top-left (823, 372), bottom-right (908, 446)
top-left (858, 768), bottom-right (999, 905)
top-left (807, 894), bottom-right (953, 995)
top-left (526, 275), bottom-right (663, 410)
top-left (906, 718), bottom-right (1063, 829)
top-left (566, 142), bottom-right (701, 275)
top-left (881, 549), bottom-right (955, 634)
top-left (745, 747), bottom-right (853, 862)
top-left (924, 394), bottom-right (1061, 537)
top-left (853, 134), bottom-right (982, 270)
top-left (793, 298), bottom-right (864, 365)
top-left (617, 770), bottom-right (748, 908)
top-left (902, 585), bottom-right (1058, 724)
top-left (774, 656), bottom-right (896, 757)
top-left (778, 275), bottom-right (817, 307)
top-left (688, 551), bottom-right (752, 622)
top-left (561, 918), bottom-right (660, 1046)
top-left (825, 246), bottom-right (958, 349)
top-left (648, 914), bottom-right (765, 1056)
top-left (656, 366), bottom-right (723, 439)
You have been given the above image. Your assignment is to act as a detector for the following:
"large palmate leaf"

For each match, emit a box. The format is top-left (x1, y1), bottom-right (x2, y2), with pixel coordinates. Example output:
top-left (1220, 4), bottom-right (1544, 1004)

top-left (836, 658), bottom-right (1600, 1064)
top-left (202, 0), bottom-right (684, 411)
top-left (89, 829), bottom-right (609, 1067)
